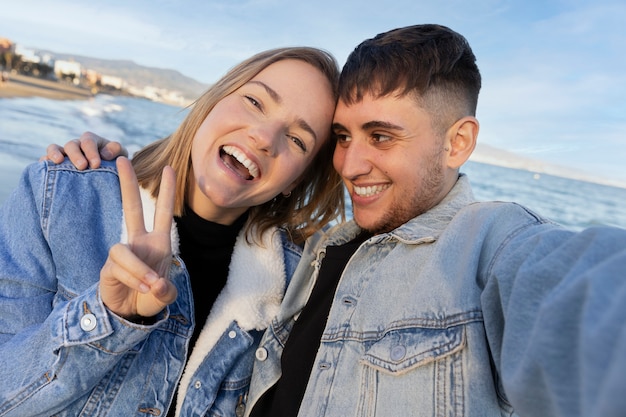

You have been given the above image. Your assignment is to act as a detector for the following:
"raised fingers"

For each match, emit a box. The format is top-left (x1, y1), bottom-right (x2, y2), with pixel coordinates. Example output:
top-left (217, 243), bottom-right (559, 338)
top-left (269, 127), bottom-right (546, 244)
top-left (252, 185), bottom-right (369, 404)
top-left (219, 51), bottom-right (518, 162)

top-left (153, 166), bottom-right (176, 235)
top-left (117, 157), bottom-right (146, 240)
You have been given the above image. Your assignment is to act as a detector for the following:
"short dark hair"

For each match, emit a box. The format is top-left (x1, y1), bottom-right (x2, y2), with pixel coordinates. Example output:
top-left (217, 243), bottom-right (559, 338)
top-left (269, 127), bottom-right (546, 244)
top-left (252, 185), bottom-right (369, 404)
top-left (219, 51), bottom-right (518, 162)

top-left (339, 24), bottom-right (481, 133)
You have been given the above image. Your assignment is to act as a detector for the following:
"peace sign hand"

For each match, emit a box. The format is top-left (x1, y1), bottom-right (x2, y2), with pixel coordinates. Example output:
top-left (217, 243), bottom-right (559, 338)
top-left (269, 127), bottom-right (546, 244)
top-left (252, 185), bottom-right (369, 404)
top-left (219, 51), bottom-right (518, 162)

top-left (99, 157), bottom-right (178, 320)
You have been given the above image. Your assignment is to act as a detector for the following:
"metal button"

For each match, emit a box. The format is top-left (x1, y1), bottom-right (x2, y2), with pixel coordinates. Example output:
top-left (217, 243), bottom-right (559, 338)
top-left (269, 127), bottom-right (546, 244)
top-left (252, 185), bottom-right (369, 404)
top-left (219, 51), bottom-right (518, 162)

top-left (390, 345), bottom-right (406, 361)
top-left (80, 313), bottom-right (97, 331)
top-left (255, 347), bottom-right (268, 361)
top-left (228, 330), bottom-right (237, 339)
top-left (194, 380), bottom-right (202, 389)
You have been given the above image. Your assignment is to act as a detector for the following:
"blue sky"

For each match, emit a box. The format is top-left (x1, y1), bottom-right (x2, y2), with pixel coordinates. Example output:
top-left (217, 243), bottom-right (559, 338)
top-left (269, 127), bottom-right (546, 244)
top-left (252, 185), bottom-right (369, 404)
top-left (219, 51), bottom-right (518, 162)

top-left (3, 0), bottom-right (626, 184)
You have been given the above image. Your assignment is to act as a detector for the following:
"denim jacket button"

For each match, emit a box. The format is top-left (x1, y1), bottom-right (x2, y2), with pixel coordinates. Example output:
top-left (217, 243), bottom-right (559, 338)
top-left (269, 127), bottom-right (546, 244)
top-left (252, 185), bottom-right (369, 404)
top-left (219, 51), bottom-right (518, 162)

top-left (228, 330), bottom-right (237, 339)
top-left (390, 345), bottom-right (406, 361)
top-left (255, 347), bottom-right (268, 361)
top-left (80, 313), bottom-right (97, 331)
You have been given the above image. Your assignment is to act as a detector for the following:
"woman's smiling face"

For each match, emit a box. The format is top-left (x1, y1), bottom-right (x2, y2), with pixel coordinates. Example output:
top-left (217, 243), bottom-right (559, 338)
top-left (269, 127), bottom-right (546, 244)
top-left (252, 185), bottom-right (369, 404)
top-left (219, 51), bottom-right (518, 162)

top-left (188, 59), bottom-right (336, 224)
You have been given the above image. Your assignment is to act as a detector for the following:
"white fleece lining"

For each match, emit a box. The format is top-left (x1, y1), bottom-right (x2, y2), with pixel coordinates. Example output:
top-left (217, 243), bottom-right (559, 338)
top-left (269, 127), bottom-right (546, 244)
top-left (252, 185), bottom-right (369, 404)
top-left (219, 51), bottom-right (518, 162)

top-left (119, 189), bottom-right (286, 414)
top-left (174, 225), bottom-right (286, 414)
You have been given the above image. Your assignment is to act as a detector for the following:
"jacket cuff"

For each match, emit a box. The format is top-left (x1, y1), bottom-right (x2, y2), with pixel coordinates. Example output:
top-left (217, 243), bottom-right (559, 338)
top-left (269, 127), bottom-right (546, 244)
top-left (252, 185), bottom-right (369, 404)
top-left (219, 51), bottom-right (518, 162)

top-left (59, 283), bottom-right (168, 353)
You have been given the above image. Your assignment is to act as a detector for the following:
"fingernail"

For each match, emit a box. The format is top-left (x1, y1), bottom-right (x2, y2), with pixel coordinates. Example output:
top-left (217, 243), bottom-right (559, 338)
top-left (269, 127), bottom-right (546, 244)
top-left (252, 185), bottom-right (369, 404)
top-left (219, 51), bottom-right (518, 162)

top-left (144, 272), bottom-right (158, 284)
top-left (139, 283), bottom-right (150, 293)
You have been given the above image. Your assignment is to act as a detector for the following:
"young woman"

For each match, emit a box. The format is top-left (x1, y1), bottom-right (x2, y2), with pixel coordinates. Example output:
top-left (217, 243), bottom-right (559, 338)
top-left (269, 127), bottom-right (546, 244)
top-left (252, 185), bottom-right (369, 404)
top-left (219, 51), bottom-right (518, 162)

top-left (0, 47), bottom-right (344, 417)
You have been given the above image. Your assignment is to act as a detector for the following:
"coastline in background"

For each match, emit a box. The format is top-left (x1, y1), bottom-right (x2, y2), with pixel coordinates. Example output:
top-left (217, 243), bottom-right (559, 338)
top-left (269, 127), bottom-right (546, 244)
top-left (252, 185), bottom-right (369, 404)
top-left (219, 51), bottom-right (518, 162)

top-left (1, 82), bottom-right (624, 231)
top-left (0, 73), bottom-right (94, 100)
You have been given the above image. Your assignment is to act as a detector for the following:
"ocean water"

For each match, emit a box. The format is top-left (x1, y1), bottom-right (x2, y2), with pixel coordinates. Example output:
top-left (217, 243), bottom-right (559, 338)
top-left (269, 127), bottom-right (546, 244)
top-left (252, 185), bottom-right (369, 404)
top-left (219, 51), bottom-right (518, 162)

top-left (1, 94), bottom-right (625, 230)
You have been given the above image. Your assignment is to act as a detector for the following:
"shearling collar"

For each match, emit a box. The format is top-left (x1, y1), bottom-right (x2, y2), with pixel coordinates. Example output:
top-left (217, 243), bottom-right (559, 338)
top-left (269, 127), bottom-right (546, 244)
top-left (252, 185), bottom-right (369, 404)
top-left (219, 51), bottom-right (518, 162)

top-left (124, 189), bottom-right (287, 414)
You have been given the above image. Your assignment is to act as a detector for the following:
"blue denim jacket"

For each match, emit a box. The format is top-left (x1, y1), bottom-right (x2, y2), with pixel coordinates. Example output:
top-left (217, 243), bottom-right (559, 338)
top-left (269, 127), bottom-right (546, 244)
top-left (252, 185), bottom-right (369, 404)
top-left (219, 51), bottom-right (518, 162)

top-left (247, 174), bottom-right (626, 417)
top-left (0, 160), bottom-right (301, 417)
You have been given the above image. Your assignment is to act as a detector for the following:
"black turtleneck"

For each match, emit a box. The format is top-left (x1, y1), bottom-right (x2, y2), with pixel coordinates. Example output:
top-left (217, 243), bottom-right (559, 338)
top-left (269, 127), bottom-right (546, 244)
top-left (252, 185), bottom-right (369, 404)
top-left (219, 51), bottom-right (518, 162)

top-left (175, 205), bottom-right (248, 350)
top-left (166, 206), bottom-right (248, 417)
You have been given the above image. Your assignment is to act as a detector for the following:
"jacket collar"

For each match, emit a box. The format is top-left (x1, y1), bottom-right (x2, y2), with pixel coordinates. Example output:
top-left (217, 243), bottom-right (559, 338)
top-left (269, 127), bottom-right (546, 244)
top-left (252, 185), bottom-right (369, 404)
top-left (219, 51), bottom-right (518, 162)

top-left (390, 174), bottom-right (475, 243)
top-left (326, 174), bottom-right (475, 246)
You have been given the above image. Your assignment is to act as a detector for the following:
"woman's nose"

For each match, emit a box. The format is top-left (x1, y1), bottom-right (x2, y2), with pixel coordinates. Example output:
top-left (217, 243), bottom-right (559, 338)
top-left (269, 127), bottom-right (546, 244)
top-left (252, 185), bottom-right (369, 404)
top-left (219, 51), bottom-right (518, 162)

top-left (249, 121), bottom-right (282, 155)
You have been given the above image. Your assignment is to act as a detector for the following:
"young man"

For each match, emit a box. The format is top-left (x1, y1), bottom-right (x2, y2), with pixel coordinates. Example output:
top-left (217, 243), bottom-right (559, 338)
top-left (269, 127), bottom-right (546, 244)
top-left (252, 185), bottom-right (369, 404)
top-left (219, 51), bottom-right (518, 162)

top-left (44, 24), bottom-right (626, 417)
top-left (245, 24), bottom-right (626, 417)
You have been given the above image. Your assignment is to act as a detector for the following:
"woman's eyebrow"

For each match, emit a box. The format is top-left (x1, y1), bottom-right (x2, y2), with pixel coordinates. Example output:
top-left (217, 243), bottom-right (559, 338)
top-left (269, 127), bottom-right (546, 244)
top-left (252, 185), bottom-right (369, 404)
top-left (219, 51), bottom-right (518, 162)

top-left (249, 80), bottom-right (282, 104)
top-left (248, 80), bottom-right (317, 142)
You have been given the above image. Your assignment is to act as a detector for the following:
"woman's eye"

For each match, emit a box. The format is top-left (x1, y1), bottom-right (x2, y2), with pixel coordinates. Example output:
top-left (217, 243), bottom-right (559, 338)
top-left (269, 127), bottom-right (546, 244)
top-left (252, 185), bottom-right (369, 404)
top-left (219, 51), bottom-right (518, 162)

top-left (246, 95), bottom-right (262, 110)
top-left (290, 136), bottom-right (307, 152)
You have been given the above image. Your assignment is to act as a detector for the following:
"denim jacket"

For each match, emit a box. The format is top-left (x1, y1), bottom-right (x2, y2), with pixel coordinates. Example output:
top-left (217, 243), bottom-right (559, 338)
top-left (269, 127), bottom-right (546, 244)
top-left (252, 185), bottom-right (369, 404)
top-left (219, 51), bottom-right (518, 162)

top-left (0, 160), bottom-right (301, 417)
top-left (247, 174), bottom-right (626, 417)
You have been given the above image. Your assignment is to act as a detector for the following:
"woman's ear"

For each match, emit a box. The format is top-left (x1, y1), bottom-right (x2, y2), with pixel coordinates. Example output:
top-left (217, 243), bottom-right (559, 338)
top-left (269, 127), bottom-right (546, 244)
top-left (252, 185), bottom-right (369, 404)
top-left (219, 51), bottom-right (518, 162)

top-left (445, 116), bottom-right (479, 169)
top-left (281, 178), bottom-right (300, 198)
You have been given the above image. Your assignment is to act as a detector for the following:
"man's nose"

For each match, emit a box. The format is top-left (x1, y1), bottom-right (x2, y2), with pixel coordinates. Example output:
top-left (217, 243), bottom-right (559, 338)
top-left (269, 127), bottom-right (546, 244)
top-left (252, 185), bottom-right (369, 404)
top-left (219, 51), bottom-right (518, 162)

top-left (334, 138), bottom-right (372, 179)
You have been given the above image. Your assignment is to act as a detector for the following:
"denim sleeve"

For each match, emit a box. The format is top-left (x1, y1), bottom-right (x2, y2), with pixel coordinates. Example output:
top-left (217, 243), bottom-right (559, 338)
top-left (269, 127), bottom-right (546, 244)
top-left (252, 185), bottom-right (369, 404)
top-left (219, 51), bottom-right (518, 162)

top-left (0, 162), bottom-right (164, 416)
top-left (482, 225), bottom-right (626, 417)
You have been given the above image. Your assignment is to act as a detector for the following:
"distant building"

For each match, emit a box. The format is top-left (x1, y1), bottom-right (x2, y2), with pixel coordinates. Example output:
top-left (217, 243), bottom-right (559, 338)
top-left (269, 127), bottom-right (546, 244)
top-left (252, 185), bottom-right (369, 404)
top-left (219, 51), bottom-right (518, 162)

top-left (54, 60), bottom-right (82, 84)
top-left (14, 44), bottom-right (39, 64)
top-left (100, 74), bottom-right (125, 90)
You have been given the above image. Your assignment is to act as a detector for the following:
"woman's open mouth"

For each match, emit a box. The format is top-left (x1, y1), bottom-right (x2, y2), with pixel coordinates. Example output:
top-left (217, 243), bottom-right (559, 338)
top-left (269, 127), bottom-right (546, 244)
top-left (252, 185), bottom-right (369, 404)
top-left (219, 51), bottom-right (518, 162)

top-left (220, 145), bottom-right (260, 180)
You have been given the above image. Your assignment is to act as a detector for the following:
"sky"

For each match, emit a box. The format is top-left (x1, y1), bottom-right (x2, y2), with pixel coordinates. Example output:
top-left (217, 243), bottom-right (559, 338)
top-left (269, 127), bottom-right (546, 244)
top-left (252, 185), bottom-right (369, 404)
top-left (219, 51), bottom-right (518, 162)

top-left (3, 0), bottom-right (626, 185)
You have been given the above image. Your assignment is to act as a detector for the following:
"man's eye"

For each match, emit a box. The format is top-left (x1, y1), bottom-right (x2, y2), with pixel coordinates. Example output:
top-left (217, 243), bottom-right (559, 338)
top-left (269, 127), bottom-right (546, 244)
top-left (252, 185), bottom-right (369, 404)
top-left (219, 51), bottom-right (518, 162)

top-left (372, 134), bottom-right (391, 143)
top-left (334, 133), bottom-right (350, 143)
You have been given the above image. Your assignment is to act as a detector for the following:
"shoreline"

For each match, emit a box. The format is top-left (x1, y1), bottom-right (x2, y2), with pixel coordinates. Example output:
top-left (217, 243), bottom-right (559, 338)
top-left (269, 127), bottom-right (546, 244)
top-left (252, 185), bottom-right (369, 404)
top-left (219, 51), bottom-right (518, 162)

top-left (0, 73), bottom-right (94, 100)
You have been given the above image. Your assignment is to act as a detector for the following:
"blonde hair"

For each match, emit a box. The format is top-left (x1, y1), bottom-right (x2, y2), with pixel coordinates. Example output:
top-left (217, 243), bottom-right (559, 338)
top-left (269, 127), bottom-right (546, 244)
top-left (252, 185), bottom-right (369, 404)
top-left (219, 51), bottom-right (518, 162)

top-left (131, 47), bottom-right (345, 245)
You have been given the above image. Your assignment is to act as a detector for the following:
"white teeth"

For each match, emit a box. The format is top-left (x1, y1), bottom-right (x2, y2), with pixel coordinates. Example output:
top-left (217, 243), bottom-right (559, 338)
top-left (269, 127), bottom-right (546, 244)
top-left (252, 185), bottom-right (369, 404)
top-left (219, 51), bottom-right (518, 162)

top-left (222, 145), bottom-right (259, 179)
top-left (353, 184), bottom-right (389, 197)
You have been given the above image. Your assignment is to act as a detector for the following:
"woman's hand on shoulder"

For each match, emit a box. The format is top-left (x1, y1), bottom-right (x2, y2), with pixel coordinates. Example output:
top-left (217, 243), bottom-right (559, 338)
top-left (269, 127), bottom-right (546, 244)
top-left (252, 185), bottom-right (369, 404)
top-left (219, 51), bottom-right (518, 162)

top-left (40, 131), bottom-right (128, 169)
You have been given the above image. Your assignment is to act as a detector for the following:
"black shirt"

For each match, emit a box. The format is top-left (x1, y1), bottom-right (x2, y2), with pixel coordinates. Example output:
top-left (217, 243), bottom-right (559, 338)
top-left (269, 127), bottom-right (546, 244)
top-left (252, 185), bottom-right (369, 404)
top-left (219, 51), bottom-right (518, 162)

top-left (166, 206), bottom-right (248, 417)
top-left (250, 232), bottom-right (371, 417)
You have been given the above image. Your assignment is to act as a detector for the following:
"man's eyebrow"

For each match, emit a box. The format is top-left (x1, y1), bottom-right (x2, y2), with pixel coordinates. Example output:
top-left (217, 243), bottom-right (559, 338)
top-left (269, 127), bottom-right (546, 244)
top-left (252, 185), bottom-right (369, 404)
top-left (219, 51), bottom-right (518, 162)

top-left (332, 122), bottom-right (347, 131)
top-left (332, 120), bottom-right (404, 131)
top-left (248, 80), bottom-right (317, 142)
top-left (362, 120), bottom-right (404, 130)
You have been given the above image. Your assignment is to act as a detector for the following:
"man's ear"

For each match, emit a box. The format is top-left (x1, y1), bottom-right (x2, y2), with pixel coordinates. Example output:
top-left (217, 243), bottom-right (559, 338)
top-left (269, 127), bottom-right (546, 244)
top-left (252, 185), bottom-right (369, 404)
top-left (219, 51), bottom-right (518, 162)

top-left (445, 116), bottom-right (479, 169)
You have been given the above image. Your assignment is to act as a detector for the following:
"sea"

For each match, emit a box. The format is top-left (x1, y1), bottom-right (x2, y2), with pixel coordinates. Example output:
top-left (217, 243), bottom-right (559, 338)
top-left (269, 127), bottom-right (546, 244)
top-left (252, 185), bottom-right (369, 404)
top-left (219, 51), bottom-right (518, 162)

top-left (1, 94), bottom-right (625, 231)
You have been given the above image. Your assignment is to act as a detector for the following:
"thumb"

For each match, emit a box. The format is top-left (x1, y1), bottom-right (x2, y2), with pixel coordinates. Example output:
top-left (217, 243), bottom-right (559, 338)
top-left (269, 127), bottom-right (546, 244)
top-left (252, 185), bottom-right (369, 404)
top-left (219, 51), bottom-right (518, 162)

top-left (151, 277), bottom-right (178, 306)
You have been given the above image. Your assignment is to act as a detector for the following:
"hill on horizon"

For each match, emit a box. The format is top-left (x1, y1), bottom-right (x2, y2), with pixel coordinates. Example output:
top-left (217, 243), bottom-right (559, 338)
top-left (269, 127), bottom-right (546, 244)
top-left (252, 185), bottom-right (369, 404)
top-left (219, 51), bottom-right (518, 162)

top-left (470, 142), bottom-right (626, 189)
top-left (41, 50), bottom-right (209, 101)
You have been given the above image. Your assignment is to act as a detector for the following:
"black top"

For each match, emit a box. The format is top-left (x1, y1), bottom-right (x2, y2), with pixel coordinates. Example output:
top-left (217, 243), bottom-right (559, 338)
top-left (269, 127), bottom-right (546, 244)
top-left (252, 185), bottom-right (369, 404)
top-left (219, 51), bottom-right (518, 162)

top-left (249, 232), bottom-right (371, 417)
top-left (166, 206), bottom-right (248, 417)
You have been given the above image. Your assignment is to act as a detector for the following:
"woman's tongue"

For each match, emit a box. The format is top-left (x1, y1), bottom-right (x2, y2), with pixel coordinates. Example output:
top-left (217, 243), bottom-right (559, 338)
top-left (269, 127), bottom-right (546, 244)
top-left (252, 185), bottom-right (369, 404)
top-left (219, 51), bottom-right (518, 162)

top-left (223, 153), bottom-right (253, 180)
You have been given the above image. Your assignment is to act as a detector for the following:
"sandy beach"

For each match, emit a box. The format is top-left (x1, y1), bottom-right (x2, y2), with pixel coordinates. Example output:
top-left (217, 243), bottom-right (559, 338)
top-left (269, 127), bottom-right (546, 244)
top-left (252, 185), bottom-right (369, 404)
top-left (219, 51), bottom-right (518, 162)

top-left (0, 72), bottom-right (95, 100)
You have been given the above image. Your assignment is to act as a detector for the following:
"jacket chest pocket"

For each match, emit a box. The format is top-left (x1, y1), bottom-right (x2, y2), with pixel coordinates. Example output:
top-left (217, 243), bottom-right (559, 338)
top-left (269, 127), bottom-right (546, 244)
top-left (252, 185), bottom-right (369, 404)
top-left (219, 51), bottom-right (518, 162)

top-left (357, 326), bottom-right (466, 417)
